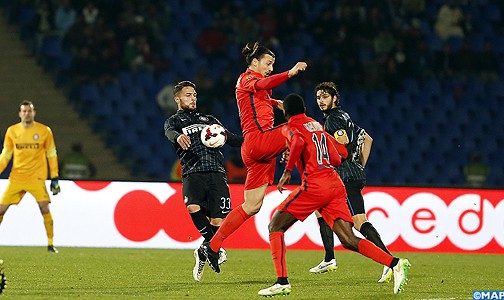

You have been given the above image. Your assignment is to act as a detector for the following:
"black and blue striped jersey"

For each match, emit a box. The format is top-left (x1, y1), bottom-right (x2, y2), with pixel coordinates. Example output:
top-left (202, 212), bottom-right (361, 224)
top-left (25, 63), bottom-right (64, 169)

top-left (164, 109), bottom-right (243, 176)
top-left (323, 106), bottom-right (367, 182)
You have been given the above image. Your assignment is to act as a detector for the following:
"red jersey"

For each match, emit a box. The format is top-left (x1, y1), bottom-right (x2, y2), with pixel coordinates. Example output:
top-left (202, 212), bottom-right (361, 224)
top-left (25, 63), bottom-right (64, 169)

top-left (282, 114), bottom-right (342, 182)
top-left (235, 68), bottom-right (289, 135)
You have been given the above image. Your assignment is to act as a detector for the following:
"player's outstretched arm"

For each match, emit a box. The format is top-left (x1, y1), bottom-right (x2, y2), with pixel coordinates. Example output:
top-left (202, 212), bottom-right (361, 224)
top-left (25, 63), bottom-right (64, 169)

top-left (287, 62), bottom-right (308, 78)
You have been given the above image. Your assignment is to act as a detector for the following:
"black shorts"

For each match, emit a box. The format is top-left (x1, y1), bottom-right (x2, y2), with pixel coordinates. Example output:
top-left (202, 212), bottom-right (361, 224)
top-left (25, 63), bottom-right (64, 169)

top-left (182, 171), bottom-right (231, 219)
top-left (344, 180), bottom-right (366, 216)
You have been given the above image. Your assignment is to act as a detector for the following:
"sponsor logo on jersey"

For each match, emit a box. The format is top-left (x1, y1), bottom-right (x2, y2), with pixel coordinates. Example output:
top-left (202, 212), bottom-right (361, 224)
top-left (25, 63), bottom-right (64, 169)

top-left (199, 116), bottom-right (209, 122)
top-left (16, 143), bottom-right (39, 149)
top-left (303, 121), bottom-right (323, 132)
top-left (182, 124), bottom-right (207, 135)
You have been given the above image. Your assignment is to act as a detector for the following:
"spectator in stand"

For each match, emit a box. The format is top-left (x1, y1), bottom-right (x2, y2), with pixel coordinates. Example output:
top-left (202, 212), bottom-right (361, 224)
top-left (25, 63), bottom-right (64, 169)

top-left (478, 41), bottom-right (500, 82)
top-left (54, 0), bottom-right (76, 37)
top-left (400, 0), bottom-right (426, 18)
top-left (434, 0), bottom-right (465, 41)
top-left (453, 41), bottom-right (477, 79)
top-left (32, 0), bottom-right (55, 56)
top-left (463, 151), bottom-right (490, 188)
top-left (373, 28), bottom-right (396, 56)
top-left (225, 151), bottom-right (247, 184)
top-left (196, 20), bottom-right (228, 58)
top-left (361, 6), bottom-right (388, 42)
top-left (404, 39), bottom-right (433, 80)
top-left (257, 6), bottom-right (278, 42)
top-left (157, 83), bottom-right (179, 115)
top-left (433, 42), bottom-right (456, 79)
top-left (60, 143), bottom-right (96, 179)
top-left (276, 0), bottom-right (306, 44)
top-left (123, 35), bottom-right (154, 71)
top-left (230, 9), bottom-right (259, 46)
top-left (70, 46), bottom-right (99, 84)
top-left (170, 160), bottom-right (182, 182)
top-left (310, 10), bottom-right (339, 49)
top-left (62, 14), bottom-right (86, 51)
top-left (82, 1), bottom-right (99, 25)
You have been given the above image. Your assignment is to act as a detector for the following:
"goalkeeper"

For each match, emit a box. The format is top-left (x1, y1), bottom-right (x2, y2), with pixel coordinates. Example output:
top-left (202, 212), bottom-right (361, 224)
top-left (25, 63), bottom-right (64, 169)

top-left (0, 101), bottom-right (61, 253)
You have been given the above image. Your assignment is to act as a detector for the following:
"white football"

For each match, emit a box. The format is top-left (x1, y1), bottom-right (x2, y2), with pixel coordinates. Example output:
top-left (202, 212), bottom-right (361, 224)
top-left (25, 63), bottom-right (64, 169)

top-left (200, 124), bottom-right (227, 148)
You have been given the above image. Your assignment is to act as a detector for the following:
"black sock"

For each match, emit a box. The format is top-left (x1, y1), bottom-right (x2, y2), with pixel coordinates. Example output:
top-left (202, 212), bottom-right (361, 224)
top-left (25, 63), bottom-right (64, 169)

top-left (390, 257), bottom-right (399, 269)
top-left (190, 210), bottom-right (213, 242)
top-left (317, 217), bottom-right (335, 262)
top-left (210, 225), bottom-right (220, 236)
top-left (359, 222), bottom-right (391, 255)
top-left (276, 277), bottom-right (289, 285)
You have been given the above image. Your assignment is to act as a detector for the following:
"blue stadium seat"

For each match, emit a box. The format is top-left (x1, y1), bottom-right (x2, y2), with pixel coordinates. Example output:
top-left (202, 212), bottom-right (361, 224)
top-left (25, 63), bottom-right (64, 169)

top-left (124, 85), bottom-right (146, 103)
top-left (117, 70), bottom-right (134, 91)
top-left (475, 20), bottom-right (495, 38)
top-left (467, 34), bottom-right (485, 52)
top-left (134, 69), bottom-right (156, 94)
top-left (116, 99), bottom-right (136, 117)
top-left (402, 78), bottom-right (420, 96)
top-left (447, 36), bottom-right (464, 51)
top-left (426, 32), bottom-right (443, 51)
top-left (482, 4), bottom-right (501, 23)
top-left (358, 46), bottom-right (374, 65)
top-left (130, 144), bottom-right (153, 161)
top-left (94, 116), bottom-right (124, 133)
top-left (422, 78), bottom-right (442, 98)
top-left (79, 83), bottom-right (101, 104)
top-left (40, 36), bottom-right (63, 58)
top-left (101, 82), bottom-right (122, 102)
top-left (17, 5), bottom-right (36, 39)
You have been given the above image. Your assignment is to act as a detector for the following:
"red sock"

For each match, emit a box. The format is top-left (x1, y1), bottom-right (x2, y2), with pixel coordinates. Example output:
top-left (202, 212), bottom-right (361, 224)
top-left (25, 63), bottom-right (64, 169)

top-left (357, 239), bottom-right (394, 267)
top-left (270, 232), bottom-right (287, 278)
top-left (210, 205), bottom-right (250, 252)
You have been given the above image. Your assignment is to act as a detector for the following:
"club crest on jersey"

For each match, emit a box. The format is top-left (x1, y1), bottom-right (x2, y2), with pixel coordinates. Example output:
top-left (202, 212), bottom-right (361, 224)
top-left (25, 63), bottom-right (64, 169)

top-left (33, 134), bottom-right (40, 140)
top-left (199, 116), bottom-right (209, 122)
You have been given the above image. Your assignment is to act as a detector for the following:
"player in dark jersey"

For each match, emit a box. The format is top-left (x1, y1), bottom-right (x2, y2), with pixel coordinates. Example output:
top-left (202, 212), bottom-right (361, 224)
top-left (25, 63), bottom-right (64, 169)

top-left (258, 94), bottom-right (410, 297)
top-left (164, 81), bottom-right (243, 282)
top-left (312, 81), bottom-right (394, 283)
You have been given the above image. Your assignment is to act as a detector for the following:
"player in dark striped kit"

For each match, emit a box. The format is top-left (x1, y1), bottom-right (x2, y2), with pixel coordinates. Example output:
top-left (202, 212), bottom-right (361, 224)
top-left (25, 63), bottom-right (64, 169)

top-left (312, 81), bottom-right (394, 283)
top-left (164, 81), bottom-right (243, 282)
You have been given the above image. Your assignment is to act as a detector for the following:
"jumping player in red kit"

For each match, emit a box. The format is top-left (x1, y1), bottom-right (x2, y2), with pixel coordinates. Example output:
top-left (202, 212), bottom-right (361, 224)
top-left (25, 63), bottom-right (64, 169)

top-left (198, 42), bottom-right (307, 273)
top-left (257, 94), bottom-right (411, 297)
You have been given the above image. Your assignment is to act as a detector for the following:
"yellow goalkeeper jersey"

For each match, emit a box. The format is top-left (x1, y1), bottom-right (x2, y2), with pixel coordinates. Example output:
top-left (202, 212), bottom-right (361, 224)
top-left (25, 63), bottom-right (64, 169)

top-left (0, 122), bottom-right (59, 183)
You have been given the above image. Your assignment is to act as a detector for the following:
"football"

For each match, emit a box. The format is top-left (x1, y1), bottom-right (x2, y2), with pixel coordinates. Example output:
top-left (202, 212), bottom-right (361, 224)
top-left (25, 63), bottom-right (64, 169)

top-left (200, 124), bottom-right (227, 148)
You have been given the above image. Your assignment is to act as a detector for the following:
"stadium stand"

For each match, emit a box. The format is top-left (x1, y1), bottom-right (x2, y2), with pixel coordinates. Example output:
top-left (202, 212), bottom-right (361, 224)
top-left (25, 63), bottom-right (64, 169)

top-left (1, 0), bottom-right (502, 187)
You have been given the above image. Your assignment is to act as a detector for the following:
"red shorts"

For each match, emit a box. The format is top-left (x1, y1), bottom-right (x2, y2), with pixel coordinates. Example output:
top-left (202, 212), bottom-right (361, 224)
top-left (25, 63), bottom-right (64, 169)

top-left (276, 174), bottom-right (353, 229)
top-left (241, 125), bottom-right (287, 190)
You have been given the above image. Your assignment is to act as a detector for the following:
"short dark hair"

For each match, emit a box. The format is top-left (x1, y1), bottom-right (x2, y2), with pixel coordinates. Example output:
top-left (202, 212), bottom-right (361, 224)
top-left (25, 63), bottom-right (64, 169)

top-left (315, 81), bottom-right (340, 103)
top-left (283, 93), bottom-right (305, 116)
top-left (173, 81), bottom-right (196, 98)
top-left (242, 42), bottom-right (275, 65)
top-left (19, 100), bottom-right (34, 111)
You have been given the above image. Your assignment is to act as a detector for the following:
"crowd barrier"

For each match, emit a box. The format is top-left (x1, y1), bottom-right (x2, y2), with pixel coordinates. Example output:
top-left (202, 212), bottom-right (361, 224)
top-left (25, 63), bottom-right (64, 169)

top-left (0, 180), bottom-right (502, 253)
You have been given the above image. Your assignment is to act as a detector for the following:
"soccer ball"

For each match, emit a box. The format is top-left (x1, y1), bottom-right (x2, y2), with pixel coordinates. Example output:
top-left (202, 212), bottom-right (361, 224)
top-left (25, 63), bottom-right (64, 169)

top-left (200, 124), bottom-right (227, 148)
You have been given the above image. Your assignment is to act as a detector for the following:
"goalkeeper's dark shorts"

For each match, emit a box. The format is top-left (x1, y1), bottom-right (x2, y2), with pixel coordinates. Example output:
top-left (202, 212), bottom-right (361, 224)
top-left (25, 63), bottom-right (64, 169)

top-left (344, 179), bottom-right (366, 216)
top-left (182, 171), bottom-right (231, 219)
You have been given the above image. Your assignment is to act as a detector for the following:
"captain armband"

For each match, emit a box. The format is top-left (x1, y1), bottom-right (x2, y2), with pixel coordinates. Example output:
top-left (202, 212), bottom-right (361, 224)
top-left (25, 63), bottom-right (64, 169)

top-left (334, 129), bottom-right (349, 144)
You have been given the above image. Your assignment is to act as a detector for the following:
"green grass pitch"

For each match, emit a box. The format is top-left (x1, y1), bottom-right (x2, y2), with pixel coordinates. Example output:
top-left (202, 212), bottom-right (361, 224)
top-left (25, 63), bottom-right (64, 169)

top-left (0, 246), bottom-right (502, 299)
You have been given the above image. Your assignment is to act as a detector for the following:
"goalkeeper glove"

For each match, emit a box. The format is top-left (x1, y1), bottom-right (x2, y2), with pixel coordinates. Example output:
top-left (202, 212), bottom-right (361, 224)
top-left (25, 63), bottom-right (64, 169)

top-left (50, 177), bottom-right (60, 195)
top-left (0, 259), bottom-right (6, 294)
